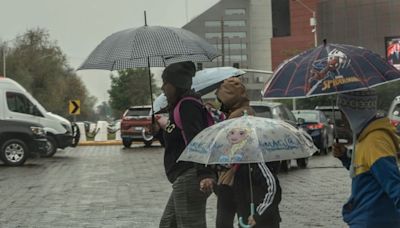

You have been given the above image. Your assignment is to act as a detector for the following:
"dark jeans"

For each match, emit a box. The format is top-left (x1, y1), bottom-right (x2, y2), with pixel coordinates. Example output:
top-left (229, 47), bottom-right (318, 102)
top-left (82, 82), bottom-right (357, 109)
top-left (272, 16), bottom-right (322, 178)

top-left (216, 185), bottom-right (236, 228)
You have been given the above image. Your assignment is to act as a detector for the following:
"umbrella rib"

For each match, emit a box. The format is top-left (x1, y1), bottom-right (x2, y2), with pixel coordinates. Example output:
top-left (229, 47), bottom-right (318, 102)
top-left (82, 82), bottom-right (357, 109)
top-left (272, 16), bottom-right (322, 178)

top-left (360, 53), bottom-right (391, 81)
top-left (347, 59), bottom-right (370, 88)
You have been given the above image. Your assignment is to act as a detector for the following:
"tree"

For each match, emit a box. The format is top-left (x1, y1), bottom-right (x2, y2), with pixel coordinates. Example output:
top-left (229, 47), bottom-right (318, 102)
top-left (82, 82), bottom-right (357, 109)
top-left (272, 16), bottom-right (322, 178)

top-left (96, 101), bottom-right (113, 120)
top-left (2, 28), bottom-right (97, 120)
top-left (108, 68), bottom-right (160, 117)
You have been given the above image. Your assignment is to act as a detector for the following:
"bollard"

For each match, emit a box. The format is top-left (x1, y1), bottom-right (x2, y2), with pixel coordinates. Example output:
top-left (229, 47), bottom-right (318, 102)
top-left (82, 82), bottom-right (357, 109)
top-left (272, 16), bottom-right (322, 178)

top-left (95, 121), bottom-right (108, 141)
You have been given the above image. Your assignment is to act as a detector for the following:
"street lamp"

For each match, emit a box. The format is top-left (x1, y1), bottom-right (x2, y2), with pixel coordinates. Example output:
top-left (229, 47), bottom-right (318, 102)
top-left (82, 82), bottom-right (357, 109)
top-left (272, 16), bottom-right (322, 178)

top-left (2, 42), bottom-right (6, 77)
top-left (293, 0), bottom-right (317, 47)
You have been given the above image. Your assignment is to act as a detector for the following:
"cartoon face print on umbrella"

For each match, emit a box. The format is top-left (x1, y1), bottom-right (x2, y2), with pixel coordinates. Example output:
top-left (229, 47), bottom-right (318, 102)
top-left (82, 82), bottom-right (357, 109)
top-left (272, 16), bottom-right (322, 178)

top-left (219, 127), bottom-right (251, 163)
top-left (308, 49), bottom-right (354, 93)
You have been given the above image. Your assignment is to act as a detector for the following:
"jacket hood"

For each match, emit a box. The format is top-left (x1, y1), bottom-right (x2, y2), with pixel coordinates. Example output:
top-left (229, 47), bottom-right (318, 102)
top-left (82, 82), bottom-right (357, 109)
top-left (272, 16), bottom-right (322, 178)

top-left (216, 77), bottom-right (250, 115)
top-left (359, 117), bottom-right (400, 148)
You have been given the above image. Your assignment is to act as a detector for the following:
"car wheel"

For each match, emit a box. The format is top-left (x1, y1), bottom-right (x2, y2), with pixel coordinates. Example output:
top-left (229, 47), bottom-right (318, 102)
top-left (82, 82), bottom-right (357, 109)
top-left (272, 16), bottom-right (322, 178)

top-left (71, 123), bottom-right (80, 147)
top-left (0, 139), bottom-right (28, 166)
top-left (43, 136), bottom-right (58, 158)
top-left (144, 140), bottom-right (153, 147)
top-left (296, 158), bottom-right (309, 169)
top-left (122, 139), bottom-right (132, 148)
top-left (280, 160), bottom-right (291, 172)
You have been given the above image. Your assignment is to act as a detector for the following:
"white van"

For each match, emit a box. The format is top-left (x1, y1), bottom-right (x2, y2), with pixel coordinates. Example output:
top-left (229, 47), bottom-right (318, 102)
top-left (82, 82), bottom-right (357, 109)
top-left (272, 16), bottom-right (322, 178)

top-left (0, 77), bottom-right (79, 157)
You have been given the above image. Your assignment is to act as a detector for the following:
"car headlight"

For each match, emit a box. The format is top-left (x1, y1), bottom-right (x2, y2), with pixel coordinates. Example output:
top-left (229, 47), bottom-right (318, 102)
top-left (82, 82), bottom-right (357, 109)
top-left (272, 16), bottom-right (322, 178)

top-left (31, 127), bottom-right (46, 136)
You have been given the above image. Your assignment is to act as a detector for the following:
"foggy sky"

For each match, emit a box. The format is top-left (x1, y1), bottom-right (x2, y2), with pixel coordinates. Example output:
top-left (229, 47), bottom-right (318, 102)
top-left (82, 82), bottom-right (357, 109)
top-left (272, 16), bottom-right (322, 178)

top-left (0, 0), bottom-right (218, 104)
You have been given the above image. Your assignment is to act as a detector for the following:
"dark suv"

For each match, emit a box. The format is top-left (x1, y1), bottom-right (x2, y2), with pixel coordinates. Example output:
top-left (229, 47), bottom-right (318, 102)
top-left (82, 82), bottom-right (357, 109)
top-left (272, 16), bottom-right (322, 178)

top-left (0, 119), bottom-right (47, 166)
top-left (250, 101), bottom-right (312, 172)
top-left (120, 105), bottom-right (164, 148)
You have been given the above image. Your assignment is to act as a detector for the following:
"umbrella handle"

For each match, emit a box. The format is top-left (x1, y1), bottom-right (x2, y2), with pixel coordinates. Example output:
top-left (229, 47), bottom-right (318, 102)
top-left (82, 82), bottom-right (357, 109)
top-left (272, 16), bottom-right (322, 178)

top-left (238, 203), bottom-right (255, 228)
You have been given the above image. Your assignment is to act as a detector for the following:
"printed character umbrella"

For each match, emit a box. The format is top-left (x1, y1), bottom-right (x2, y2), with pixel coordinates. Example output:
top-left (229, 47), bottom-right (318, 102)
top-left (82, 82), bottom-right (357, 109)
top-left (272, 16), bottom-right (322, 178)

top-left (153, 66), bottom-right (246, 113)
top-left (178, 115), bottom-right (316, 164)
top-left (262, 41), bottom-right (400, 99)
top-left (178, 114), bottom-right (316, 227)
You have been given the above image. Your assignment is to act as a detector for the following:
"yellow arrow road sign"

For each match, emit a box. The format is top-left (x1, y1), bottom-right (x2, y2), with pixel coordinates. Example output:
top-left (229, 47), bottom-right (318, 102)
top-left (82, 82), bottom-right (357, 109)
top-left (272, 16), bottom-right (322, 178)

top-left (69, 100), bottom-right (80, 115)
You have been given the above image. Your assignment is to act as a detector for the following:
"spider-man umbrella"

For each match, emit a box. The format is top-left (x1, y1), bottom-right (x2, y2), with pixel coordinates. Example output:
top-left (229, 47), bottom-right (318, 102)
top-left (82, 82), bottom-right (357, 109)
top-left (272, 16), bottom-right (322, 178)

top-left (263, 42), bottom-right (400, 99)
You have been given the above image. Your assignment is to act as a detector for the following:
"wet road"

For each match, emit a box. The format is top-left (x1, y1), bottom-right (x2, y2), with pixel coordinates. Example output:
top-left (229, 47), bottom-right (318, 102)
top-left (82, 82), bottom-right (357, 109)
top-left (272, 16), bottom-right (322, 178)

top-left (0, 145), bottom-right (350, 227)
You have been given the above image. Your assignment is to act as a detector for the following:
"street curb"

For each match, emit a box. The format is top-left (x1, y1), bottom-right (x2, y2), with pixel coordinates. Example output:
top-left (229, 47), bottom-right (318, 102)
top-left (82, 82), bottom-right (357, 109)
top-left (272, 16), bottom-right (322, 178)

top-left (78, 140), bottom-right (122, 146)
top-left (78, 140), bottom-right (162, 146)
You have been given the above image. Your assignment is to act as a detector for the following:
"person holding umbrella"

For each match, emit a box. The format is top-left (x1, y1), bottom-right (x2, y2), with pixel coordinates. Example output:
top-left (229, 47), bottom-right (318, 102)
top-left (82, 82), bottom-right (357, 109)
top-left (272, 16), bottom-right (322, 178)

top-left (214, 77), bottom-right (282, 228)
top-left (159, 61), bottom-right (216, 228)
top-left (333, 90), bottom-right (400, 227)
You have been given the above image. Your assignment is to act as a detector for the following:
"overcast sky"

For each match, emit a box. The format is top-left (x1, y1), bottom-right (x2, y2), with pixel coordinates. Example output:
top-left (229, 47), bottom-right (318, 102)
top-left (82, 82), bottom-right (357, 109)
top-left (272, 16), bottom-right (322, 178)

top-left (0, 0), bottom-right (218, 104)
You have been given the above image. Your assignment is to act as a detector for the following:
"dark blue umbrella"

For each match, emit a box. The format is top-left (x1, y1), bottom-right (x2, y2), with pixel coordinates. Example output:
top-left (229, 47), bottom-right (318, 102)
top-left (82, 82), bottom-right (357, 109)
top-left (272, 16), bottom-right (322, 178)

top-left (263, 42), bottom-right (400, 98)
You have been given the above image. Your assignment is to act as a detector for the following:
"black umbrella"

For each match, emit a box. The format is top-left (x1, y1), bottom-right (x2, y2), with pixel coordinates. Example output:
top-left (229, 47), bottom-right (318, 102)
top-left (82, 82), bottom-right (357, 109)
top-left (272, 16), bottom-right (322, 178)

top-left (78, 13), bottom-right (219, 121)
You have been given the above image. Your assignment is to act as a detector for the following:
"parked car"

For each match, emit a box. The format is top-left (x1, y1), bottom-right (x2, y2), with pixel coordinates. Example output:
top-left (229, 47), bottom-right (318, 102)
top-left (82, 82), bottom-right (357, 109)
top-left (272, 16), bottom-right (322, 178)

top-left (315, 105), bottom-right (352, 142)
top-left (388, 96), bottom-right (400, 135)
top-left (0, 77), bottom-right (79, 157)
top-left (120, 105), bottom-right (164, 148)
top-left (292, 110), bottom-right (334, 155)
top-left (0, 119), bottom-right (47, 166)
top-left (250, 101), bottom-right (312, 171)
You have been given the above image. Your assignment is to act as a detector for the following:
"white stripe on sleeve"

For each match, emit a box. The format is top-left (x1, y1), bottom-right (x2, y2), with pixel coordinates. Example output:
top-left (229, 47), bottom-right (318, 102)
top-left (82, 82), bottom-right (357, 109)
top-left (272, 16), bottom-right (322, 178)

top-left (256, 163), bottom-right (277, 215)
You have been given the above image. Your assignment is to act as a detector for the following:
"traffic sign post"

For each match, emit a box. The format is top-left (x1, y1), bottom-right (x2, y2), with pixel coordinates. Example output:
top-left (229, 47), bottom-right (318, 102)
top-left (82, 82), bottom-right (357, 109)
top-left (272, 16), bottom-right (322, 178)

top-left (69, 100), bottom-right (80, 115)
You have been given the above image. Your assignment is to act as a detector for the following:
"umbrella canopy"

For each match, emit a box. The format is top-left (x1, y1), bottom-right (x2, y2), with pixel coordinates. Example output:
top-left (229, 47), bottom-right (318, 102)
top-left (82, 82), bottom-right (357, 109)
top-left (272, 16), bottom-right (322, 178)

top-left (178, 115), bottom-right (316, 165)
top-left (192, 67), bottom-right (246, 95)
top-left (153, 93), bottom-right (168, 114)
top-left (78, 25), bottom-right (219, 70)
top-left (153, 67), bottom-right (246, 113)
top-left (263, 43), bottom-right (400, 99)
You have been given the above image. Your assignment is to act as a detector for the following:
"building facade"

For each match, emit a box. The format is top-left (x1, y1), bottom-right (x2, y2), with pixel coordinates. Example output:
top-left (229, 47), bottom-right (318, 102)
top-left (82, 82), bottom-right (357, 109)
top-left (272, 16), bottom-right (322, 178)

top-left (318, 0), bottom-right (400, 70)
top-left (271, 0), bottom-right (318, 70)
top-left (183, 0), bottom-right (273, 100)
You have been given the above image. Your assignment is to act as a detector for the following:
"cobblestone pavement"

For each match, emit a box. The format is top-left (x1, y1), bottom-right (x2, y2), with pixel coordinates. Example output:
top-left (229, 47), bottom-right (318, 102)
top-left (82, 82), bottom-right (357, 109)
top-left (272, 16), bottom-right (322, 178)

top-left (0, 145), bottom-right (350, 228)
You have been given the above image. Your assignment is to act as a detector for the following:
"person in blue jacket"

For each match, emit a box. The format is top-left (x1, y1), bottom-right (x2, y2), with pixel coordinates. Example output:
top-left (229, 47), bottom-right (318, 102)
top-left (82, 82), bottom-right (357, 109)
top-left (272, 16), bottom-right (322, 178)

top-left (333, 90), bottom-right (400, 228)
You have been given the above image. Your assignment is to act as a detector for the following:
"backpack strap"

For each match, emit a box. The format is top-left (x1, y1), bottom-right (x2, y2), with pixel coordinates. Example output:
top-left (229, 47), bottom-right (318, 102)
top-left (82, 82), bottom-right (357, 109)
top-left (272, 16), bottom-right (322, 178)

top-left (173, 97), bottom-right (203, 145)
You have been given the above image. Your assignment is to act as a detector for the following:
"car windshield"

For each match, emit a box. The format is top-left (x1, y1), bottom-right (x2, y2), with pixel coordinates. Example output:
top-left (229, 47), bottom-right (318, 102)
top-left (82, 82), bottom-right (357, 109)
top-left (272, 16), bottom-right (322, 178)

top-left (252, 106), bottom-right (272, 118)
top-left (126, 108), bottom-right (151, 117)
top-left (293, 111), bottom-right (319, 123)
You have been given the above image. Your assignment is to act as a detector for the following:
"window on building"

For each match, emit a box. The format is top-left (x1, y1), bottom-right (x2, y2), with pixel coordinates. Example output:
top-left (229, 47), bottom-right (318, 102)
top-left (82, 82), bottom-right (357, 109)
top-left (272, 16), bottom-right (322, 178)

top-left (227, 55), bottom-right (247, 61)
top-left (205, 20), bottom-right (246, 27)
top-left (225, 9), bottom-right (246, 15)
top-left (213, 43), bottom-right (247, 50)
top-left (206, 32), bottom-right (246, 39)
top-left (225, 32), bottom-right (246, 38)
top-left (224, 20), bottom-right (246, 27)
top-left (272, 0), bottom-right (291, 37)
top-left (205, 21), bottom-right (221, 27)
top-left (205, 33), bottom-right (221, 39)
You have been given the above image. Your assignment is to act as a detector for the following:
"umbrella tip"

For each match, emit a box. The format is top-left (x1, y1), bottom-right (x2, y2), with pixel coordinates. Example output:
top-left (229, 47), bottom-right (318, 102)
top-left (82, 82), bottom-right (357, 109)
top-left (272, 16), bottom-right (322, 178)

top-left (144, 11), bottom-right (147, 26)
top-left (323, 39), bottom-right (327, 46)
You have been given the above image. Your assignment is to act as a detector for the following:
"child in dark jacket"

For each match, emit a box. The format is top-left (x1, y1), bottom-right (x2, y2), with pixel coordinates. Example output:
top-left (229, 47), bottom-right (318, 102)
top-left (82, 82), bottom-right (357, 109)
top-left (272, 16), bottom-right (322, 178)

top-left (214, 77), bottom-right (282, 228)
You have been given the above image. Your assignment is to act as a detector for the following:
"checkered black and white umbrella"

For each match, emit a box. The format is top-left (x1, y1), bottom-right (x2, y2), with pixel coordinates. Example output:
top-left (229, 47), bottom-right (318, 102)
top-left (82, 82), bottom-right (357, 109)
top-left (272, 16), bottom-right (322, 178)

top-left (78, 26), bottom-right (219, 70)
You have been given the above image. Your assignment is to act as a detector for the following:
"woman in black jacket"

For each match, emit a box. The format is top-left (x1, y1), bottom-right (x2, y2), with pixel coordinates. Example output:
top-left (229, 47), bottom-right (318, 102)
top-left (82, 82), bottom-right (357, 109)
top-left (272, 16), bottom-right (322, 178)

top-left (159, 61), bottom-right (216, 228)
